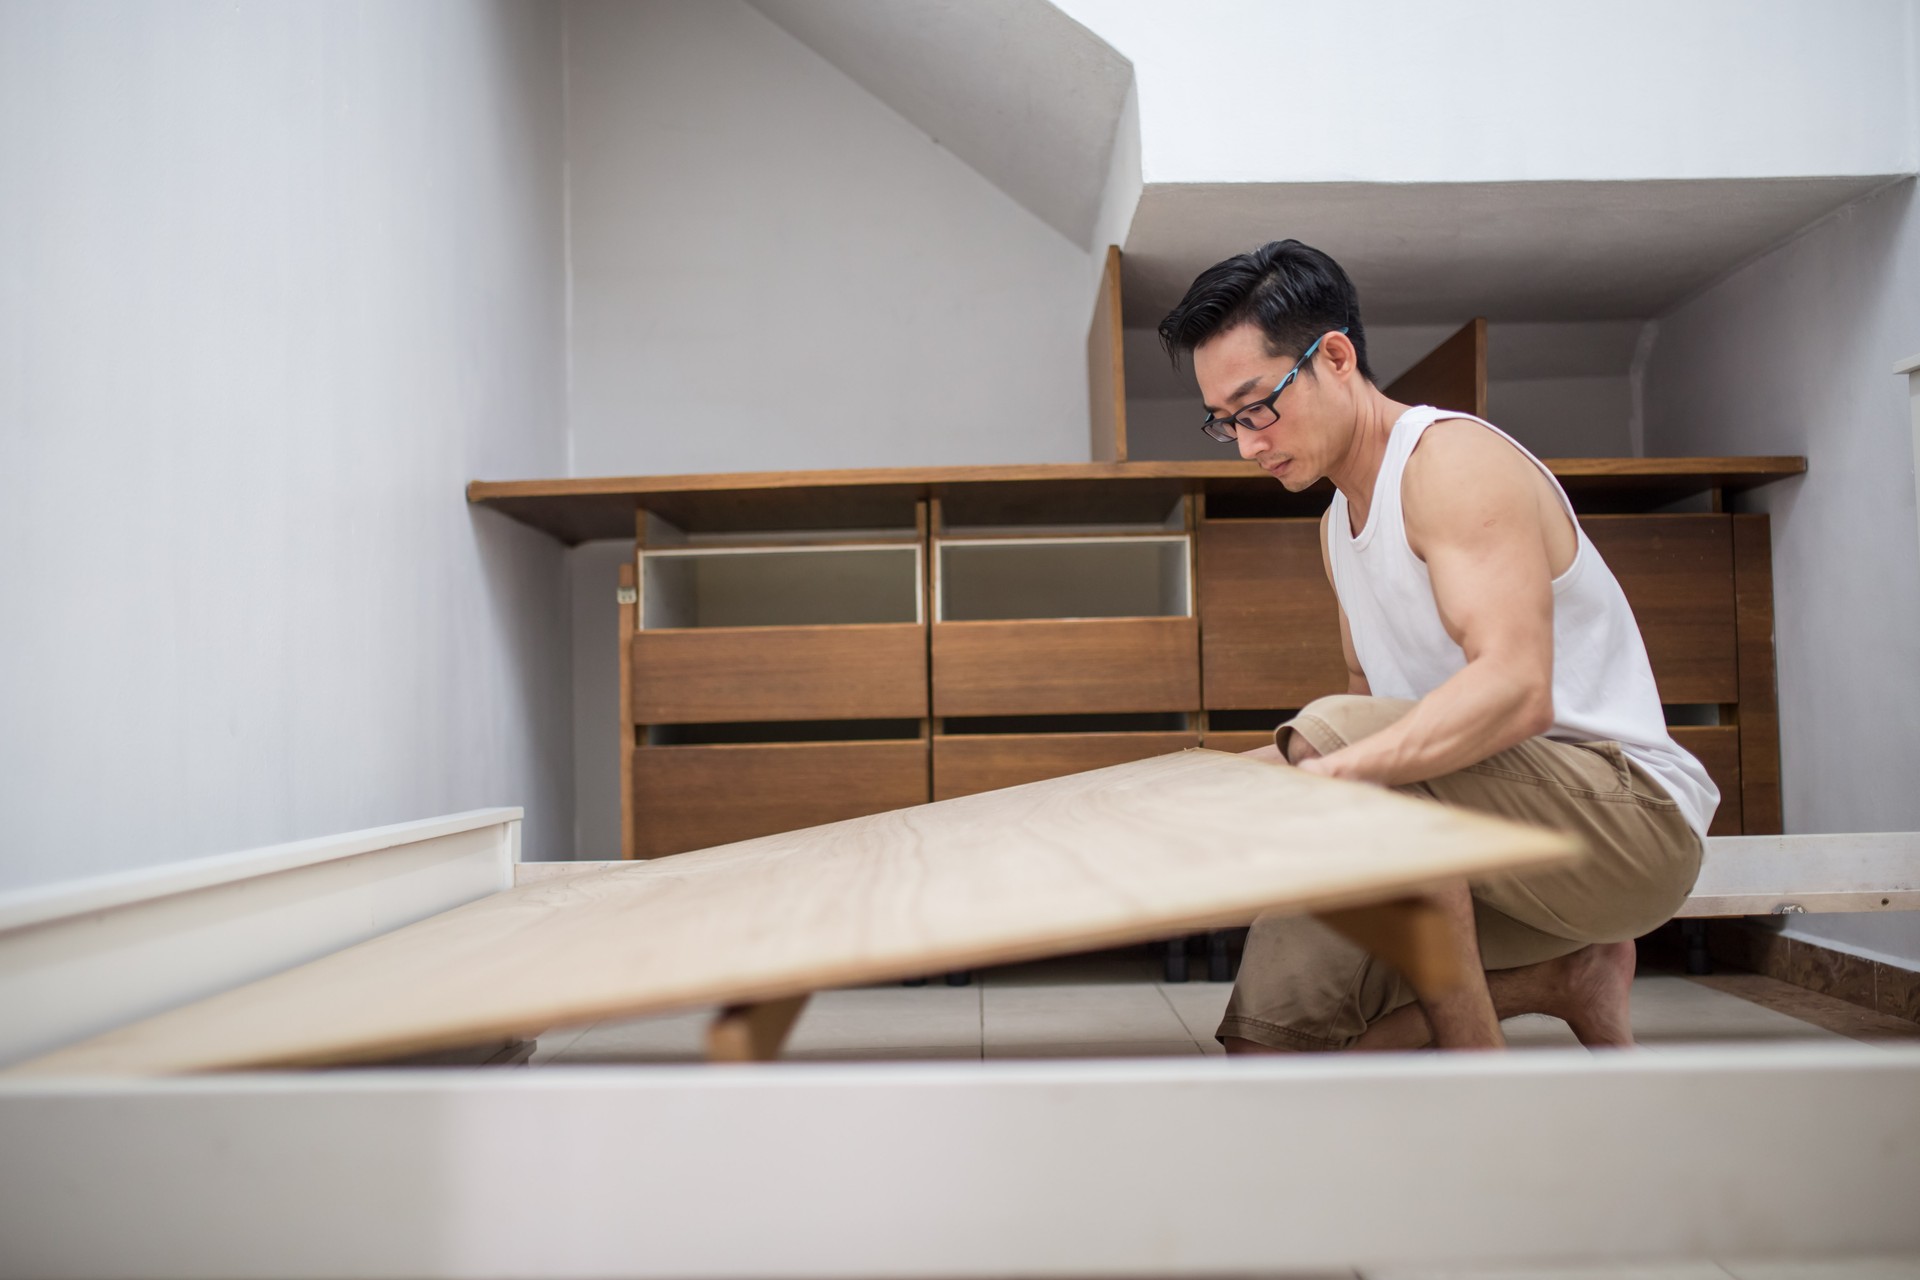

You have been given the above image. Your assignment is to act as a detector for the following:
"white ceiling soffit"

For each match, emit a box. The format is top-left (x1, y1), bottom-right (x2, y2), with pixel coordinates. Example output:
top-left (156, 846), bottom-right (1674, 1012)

top-left (748, 0), bottom-right (1132, 247)
top-left (1122, 176), bottom-right (1904, 329)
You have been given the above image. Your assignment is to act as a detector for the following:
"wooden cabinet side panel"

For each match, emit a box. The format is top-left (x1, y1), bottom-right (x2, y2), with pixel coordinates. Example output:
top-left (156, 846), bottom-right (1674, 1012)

top-left (932, 733), bottom-right (1199, 801)
top-left (1197, 520), bottom-right (1347, 709)
top-left (1582, 516), bottom-right (1738, 704)
top-left (1731, 514), bottom-right (1782, 834)
top-left (1382, 318), bottom-right (1486, 417)
top-left (1669, 725), bottom-right (1743, 836)
top-left (632, 624), bottom-right (928, 724)
top-left (931, 618), bottom-right (1199, 717)
top-left (633, 741), bottom-right (929, 858)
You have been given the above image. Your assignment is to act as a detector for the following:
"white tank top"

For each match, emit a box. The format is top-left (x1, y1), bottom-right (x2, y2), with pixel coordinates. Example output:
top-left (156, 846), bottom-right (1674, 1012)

top-left (1326, 405), bottom-right (1718, 840)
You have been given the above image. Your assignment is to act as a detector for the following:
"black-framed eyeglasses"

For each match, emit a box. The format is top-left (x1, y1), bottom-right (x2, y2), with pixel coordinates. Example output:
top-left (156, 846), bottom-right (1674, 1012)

top-left (1199, 327), bottom-right (1347, 443)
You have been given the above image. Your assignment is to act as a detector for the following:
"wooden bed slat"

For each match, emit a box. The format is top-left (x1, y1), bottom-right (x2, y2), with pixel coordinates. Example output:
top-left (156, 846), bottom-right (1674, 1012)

top-left (12, 751), bottom-right (1578, 1077)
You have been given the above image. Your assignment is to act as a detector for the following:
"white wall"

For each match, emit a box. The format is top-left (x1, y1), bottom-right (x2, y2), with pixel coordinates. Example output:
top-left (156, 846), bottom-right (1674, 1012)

top-left (1123, 321), bottom-right (1640, 461)
top-left (0, 1), bottom-right (575, 891)
top-left (563, 0), bottom-right (1095, 477)
top-left (1643, 179), bottom-right (1920, 965)
top-left (1054, 0), bottom-right (1919, 187)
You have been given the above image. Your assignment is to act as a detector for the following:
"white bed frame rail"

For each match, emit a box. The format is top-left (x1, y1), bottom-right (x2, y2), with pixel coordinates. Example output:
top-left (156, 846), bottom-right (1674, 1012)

top-left (0, 809), bottom-right (522, 1068)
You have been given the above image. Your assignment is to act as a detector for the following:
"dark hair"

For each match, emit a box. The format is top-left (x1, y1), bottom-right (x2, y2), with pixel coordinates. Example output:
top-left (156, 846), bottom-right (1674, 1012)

top-left (1157, 239), bottom-right (1375, 384)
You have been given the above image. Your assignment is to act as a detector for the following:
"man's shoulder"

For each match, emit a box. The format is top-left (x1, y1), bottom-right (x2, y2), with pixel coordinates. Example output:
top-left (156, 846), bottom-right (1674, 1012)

top-left (1402, 416), bottom-right (1549, 530)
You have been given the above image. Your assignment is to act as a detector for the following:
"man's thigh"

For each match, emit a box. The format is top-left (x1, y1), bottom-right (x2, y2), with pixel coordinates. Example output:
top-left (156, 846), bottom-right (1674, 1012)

top-left (1275, 694), bottom-right (1703, 943)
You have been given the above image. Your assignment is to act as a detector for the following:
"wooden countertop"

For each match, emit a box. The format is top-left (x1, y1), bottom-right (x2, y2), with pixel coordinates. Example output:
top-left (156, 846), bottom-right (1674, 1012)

top-left (468, 457), bottom-right (1807, 544)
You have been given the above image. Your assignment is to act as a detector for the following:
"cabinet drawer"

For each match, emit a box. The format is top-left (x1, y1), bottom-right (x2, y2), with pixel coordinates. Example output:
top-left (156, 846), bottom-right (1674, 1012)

top-left (932, 732), bottom-right (1198, 801)
top-left (632, 739), bottom-right (929, 858)
top-left (931, 618), bottom-right (1199, 717)
top-left (1197, 520), bottom-right (1347, 710)
top-left (632, 624), bottom-right (927, 724)
top-left (1582, 516), bottom-right (1737, 704)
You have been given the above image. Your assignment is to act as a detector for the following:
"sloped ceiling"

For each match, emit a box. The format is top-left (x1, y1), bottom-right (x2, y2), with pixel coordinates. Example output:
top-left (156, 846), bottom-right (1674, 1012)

top-left (1121, 177), bottom-right (1903, 329)
top-left (748, 0), bottom-right (1131, 247)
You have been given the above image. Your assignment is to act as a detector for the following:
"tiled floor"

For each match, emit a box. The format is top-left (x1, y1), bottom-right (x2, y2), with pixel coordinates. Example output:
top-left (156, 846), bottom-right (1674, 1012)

top-left (525, 958), bottom-right (1918, 1278)
top-left (528, 952), bottom-right (1912, 1066)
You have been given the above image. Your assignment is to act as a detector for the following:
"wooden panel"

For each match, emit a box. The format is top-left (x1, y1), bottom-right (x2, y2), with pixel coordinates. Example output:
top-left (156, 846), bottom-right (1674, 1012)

top-left (1581, 516), bottom-right (1737, 703)
top-left (1198, 519), bottom-right (1347, 709)
top-left (1670, 725), bottom-right (1742, 837)
top-left (1732, 514), bottom-right (1782, 834)
top-left (632, 623), bottom-right (927, 724)
top-left (467, 456), bottom-right (1806, 544)
top-left (618, 562), bottom-right (637, 861)
top-left (1201, 730), bottom-right (1278, 755)
top-left (932, 732), bottom-right (1197, 801)
top-left (1087, 245), bottom-right (1128, 463)
top-left (632, 740), bottom-right (929, 859)
top-left (931, 618), bottom-right (1198, 716)
top-left (13, 751), bottom-right (1580, 1075)
top-left (1383, 318), bottom-right (1486, 417)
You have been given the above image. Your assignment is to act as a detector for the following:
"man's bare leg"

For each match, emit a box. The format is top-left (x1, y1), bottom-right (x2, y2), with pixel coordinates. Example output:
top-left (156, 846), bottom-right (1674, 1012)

top-left (1222, 939), bottom-right (1638, 1054)
top-left (1228, 738), bottom-right (1637, 1054)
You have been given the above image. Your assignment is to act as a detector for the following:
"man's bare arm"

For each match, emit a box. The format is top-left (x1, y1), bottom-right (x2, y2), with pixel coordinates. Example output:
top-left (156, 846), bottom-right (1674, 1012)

top-left (1301, 421), bottom-right (1560, 786)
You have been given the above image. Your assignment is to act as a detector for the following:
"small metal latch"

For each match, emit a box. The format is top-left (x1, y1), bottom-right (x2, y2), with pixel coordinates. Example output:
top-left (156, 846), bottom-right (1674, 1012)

top-left (616, 586), bottom-right (638, 606)
top-left (1772, 902), bottom-right (1806, 915)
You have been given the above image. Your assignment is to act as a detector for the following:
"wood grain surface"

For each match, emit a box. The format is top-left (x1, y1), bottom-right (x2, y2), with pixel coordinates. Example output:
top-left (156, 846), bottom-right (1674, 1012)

top-left (1731, 514), bottom-right (1782, 834)
top-left (931, 732), bottom-right (1197, 800)
top-left (12, 751), bottom-right (1580, 1076)
top-left (632, 740), bottom-right (929, 858)
top-left (1197, 518), bottom-right (1347, 709)
top-left (1670, 725), bottom-right (1741, 836)
top-left (1087, 245), bottom-right (1128, 463)
top-left (931, 617), bottom-right (1200, 716)
top-left (632, 623), bottom-right (927, 724)
top-left (1582, 515), bottom-right (1738, 703)
top-left (465, 459), bottom-right (1805, 544)
top-left (1383, 318), bottom-right (1487, 417)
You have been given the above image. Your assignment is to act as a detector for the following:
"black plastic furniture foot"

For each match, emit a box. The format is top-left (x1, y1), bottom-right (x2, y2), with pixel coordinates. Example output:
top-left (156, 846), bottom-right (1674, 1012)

top-left (1164, 937), bottom-right (1190, 983)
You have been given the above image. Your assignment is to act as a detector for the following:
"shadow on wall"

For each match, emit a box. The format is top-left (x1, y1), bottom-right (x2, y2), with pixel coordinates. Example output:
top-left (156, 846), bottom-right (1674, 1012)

top-left (469, 506), bottom-right (574, 863)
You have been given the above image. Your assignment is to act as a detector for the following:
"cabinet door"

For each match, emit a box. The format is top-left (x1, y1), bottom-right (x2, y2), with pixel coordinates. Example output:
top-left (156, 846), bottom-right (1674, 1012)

top-left (1198, 519), bottom-right (1346, 710)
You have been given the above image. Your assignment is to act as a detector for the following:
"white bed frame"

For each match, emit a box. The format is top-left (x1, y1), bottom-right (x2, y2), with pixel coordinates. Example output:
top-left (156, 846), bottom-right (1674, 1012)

top-left (2, 812), bottom-right (1916, 1278)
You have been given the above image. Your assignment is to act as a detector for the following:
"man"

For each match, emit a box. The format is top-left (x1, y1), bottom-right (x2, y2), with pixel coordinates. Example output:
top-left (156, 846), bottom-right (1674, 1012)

top-left (1159, 240), bottom-right (1715, 1052)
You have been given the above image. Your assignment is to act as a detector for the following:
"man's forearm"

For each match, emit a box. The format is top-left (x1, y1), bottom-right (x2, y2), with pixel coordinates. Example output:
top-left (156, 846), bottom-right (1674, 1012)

top-left (1303, 661), bottom-right (1550, 786)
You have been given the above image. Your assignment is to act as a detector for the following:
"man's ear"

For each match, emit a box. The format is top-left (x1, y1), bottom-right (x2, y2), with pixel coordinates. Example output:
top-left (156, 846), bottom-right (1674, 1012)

top-left (1322, 330), bottom-right (1360, 378)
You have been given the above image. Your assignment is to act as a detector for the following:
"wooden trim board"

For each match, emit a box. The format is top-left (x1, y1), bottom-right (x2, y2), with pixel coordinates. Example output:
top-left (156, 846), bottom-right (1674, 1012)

top-left (12, 751), bottom-right (1577, 1076)
top-left (0, 810), bottom-right (522, 1069)
top-left (4, 1047), bottom-right (1917, 1277)
top-left (1087, 244), bottom-right (1128, 463)
top-left (1382, 318), bottom-right (1487, 417)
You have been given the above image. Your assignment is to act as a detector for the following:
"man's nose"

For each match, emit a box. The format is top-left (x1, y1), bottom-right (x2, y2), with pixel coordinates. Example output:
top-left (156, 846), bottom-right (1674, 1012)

top-left (1236, 426), bottom-right (1265, 462)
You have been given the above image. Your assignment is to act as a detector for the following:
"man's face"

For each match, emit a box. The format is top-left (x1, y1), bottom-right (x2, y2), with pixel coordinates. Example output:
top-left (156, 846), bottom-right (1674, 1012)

top-left (1191, 322), bottom-right (1341, 491)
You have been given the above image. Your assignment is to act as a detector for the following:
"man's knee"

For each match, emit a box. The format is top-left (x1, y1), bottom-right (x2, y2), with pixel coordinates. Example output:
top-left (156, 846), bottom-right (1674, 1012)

top-left (1280, 694), bottom-right (1415, 762)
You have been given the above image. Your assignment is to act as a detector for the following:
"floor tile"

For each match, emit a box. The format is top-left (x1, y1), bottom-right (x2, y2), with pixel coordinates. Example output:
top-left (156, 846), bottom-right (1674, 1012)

top-left (784, 985), bottom-right (981, 1054)
top-left (983, 1039), bottom-right (1206, 1060)
top-left (1626, 976), bottom-right (1840, 1046)
top-left (785, 1043), bottom-right (982, 1062)
top-left (982, 981), bottom-right (1192, 1047)
top-left (1692, 973), bottom-right (1920, 1044)
top-left (1156, 979), bottom-right (1233, 1043)
top-left (546, 1009), bottom-right (711, 1064)
top-left (1720, 1258), bottom-right (1920, 1280)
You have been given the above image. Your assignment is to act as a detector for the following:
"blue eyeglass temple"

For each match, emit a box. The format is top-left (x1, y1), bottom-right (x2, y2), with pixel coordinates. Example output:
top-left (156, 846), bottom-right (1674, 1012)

top-left (1212, 326), bottom-right (1349, 432)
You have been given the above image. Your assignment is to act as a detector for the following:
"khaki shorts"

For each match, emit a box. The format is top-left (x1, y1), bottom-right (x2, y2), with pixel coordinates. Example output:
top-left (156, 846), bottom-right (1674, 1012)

top-left (1218, 695), bottom-right (1703, 1051)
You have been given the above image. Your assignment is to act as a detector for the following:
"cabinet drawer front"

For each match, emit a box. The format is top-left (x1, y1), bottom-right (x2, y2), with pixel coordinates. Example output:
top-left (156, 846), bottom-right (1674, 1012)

top-left (632, 740), bottom-right (929, 858)
top-left (931, 618), bottom-right (1199, 717)
top-left (1581, 516), bottom-right (1737, 704)
top-left (932, 732), bottom-right (1199, 801)
top-left (632, 624), bottom-right (927, 724)
top-left (1197, 520), bottom-right (1347, 710)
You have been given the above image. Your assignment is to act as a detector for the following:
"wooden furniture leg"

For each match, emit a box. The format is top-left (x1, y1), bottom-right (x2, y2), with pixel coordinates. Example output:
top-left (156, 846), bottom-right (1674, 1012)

top-left (706, 995), bottom-right (810, 1063)
top-left (1314, 897), bottom-right (1464, 1001)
